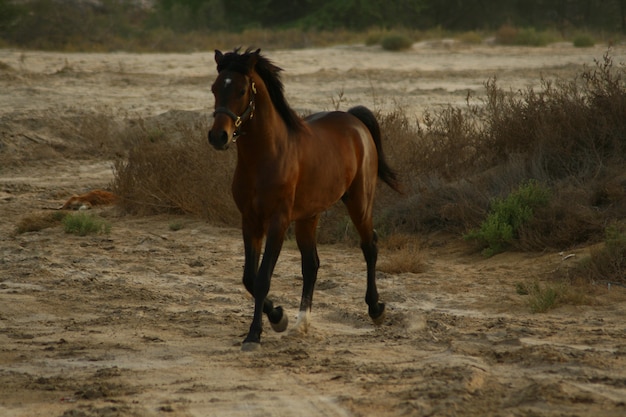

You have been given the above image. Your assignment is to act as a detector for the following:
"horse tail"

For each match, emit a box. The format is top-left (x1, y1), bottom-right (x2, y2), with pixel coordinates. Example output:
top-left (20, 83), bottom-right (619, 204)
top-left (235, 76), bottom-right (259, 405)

top-left (348, 106), bottom-right (402, 193)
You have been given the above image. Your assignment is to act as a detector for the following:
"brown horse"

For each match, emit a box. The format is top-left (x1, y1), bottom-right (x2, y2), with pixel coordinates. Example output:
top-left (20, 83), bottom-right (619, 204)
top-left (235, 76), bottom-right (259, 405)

top-left (208, 48), bottom-right (401, 351)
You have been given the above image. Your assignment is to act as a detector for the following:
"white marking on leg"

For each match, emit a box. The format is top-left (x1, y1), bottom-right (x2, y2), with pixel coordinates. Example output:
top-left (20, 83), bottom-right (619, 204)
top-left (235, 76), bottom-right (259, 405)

top-left (292, 309), bottom-right (311, 335)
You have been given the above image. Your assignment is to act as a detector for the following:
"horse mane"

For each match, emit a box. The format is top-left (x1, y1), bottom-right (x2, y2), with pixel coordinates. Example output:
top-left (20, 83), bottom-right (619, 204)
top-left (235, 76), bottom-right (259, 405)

top-left (218, 48), bottom-right (305, 133)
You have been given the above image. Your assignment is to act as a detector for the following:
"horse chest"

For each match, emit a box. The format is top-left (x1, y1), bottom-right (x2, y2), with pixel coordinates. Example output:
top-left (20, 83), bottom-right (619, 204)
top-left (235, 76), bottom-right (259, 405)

top-left (232, 167), bottom-right (296, 218)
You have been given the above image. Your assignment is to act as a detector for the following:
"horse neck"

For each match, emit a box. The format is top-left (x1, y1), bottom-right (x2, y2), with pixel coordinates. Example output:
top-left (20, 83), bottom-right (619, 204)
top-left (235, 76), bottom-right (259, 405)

top-left (236, 83), bottom-right (290, 160)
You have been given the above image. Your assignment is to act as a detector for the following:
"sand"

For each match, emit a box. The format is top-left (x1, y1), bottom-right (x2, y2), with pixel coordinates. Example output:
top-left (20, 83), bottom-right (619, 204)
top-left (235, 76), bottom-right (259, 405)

top-left (1, 42), bottom-right (625, 417)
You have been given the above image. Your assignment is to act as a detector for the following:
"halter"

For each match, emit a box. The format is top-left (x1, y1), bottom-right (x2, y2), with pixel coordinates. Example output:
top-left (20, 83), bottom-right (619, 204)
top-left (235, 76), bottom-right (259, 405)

top-left (213, 82), bottom-right (257, 139)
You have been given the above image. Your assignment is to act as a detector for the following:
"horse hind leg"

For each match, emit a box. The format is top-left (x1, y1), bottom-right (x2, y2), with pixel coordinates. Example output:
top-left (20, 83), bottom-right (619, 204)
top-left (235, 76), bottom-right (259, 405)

top-left (343, 196), bottom-right (386, 325)
top-left (361, 230), bottom-right (386, 324)
top-left (291, 216), bottom-right (321, 335)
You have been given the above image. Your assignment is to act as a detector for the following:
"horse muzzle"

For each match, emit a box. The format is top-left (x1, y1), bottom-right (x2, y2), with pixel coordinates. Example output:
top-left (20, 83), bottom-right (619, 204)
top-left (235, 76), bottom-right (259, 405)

top-left (208, 128), bottom-right (232, 150)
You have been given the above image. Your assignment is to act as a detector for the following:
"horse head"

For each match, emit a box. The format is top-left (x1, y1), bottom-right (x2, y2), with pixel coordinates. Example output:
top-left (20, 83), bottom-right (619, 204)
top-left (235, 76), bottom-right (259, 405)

top-left (208, 48), bottom-right (260, 150)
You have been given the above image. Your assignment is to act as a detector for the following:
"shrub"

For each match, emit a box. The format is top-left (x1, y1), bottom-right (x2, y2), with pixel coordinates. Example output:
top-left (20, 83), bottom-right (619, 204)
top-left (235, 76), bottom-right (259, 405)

top-left (573, 225), bottom-right (626, 286)
top-left (380, 33), bottom-right (413, 51)
top-left (495, 24), bottom-right (518, 45)
top-left (573, 33), bottom-right (595, 47)
top-left (464, 180), bottom-right (550, 256)
top-left (518, 280), bottom-right (568, 313)
top-left (112, 113), bottom-right (239, 226)
top-left (514, 27), bottom-right (556, 46)
top-left (457, 31), bottom-right (483, 44)
top-left (495, 25), bottom-right (559, 46)
top-left (63, 212), bottom-right (111, 236)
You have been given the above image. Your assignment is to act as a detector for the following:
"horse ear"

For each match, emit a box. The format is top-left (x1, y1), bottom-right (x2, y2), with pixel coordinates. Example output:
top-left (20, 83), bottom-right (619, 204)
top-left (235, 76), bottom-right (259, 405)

top-left (214, 50), bottom-right (224, 66)
top-left (247, 50), bottom-right (259, 72)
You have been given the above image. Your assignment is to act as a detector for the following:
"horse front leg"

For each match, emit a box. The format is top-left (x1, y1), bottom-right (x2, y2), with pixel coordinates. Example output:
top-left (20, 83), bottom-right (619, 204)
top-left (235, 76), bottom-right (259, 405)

top-left (292, 215), bottom-right (320, 335)
top-left (242, 219), bottom-right (289, 351)
top-left (241, 230), bottom-right (285, 328)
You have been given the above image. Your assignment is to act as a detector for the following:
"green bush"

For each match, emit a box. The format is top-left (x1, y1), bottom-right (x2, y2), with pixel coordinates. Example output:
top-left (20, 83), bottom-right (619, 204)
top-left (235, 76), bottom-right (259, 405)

top-left (381, 33), bottom-right (413, 51)
top-left (527, 282), bottom-right (560, 313)
top-left (63, 212), bottom-right (111, 236)
top-left (573, 34), bottom-right (595, 47)
top-left (495, 25), bottom-right (559, 46)
top-left (465, 180), bottom-right (550, 256)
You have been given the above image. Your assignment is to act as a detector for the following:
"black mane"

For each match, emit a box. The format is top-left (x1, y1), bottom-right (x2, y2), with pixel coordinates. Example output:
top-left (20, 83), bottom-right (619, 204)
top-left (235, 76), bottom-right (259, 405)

top-left (218, 48), bottom-right (304, 133)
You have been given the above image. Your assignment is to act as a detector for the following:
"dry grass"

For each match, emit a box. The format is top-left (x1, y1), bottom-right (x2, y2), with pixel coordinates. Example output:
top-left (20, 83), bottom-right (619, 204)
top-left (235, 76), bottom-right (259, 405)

top-left (516, 279), bottom-right (595, 313)
top-left (112, 115), bottom-right (239, 226)
top-left (15, 211), bottom-right (67, 235)
top-left (378, 234), bottom-right (427, 274)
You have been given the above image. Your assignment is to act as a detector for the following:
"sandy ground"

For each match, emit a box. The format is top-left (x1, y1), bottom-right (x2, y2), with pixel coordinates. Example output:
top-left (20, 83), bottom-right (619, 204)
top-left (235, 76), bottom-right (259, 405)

top-left (1, 42), bottom-right (626, 417)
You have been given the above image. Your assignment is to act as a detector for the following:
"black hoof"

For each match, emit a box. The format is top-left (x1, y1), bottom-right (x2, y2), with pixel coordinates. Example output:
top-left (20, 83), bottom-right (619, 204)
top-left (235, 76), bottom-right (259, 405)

top-left (241, 342), bottom-right (261, 352)
top-left (270, 312), bottom-right (288, 332)
top-left (269, 306), bottom-right (288, 333)
top-left (369, 302), bottom-right (386, 325)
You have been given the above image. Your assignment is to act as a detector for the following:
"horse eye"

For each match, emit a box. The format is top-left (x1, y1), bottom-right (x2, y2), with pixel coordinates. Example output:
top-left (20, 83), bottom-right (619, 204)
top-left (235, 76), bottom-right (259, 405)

top-left (239, 88), bottom-right (246, 97)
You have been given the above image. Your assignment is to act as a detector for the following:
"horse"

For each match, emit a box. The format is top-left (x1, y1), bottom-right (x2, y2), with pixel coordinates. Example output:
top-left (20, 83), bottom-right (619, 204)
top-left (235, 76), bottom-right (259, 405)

top-left (208, 48), bottom-right (401, 351)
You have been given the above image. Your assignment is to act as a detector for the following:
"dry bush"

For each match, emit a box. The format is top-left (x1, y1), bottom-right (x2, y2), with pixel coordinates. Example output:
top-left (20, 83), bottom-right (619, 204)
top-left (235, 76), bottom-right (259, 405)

top-left (550, 224), bottom-right (626, 287)
top-left (515, 191), bottom-right (600, 251)
top-left (374, 52), bottom-right (626, 253)
top-left (378, 233), bottom-right (426, 274)
top-left (112, 114), bottom-right (239, 226)
top-left (15, 211), bottom-right (67, 235)
top-left (581, 225), bottom-right (626, 286)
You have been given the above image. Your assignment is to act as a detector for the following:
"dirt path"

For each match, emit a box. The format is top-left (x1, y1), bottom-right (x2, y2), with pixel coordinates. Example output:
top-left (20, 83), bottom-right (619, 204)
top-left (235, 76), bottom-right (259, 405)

top-left (1, 43), bottom-right (626, 417)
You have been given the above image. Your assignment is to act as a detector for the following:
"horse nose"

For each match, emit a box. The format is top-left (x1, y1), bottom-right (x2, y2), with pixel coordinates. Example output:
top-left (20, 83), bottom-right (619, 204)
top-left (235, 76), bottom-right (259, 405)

top-left (208, 129), bottom-right (230, 150)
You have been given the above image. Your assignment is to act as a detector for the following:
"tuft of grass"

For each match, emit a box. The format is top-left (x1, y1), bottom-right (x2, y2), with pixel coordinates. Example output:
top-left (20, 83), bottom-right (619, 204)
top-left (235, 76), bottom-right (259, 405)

top-left (378, 233), bottom-right (426, 274)
top-left (62, 212), bottom-right (111, 236)
top-left (516, 280), bottom-right (560, 312)
top-left (15, 211), bottom-right (68, 234)
top-left (527, 281), bottom-right (560, 313)
top-left (517, 279), bottom-right (592, 313)
top-left (168, 220), bottom-right (184, 231)
top-left (465, 180), bottom-right (551, 257)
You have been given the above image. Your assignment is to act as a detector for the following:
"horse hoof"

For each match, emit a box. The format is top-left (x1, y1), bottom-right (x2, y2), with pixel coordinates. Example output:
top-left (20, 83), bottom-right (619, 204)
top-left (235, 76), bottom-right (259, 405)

top-left (241, 342), bottom-right (261, 352)
top-left (270, 312), bottom-right (289, 333)
top-left (370, 303), bottom-right (386, 326)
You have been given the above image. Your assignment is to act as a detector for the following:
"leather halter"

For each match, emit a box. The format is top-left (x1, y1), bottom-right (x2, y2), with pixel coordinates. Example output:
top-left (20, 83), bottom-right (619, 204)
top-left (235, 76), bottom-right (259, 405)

top-left (213, 82), bottom-right (257, 139)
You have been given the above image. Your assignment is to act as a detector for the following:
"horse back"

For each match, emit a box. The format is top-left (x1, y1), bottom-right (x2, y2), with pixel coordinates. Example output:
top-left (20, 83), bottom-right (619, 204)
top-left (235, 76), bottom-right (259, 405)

top-left (289, 111), bottom-right (378, 216)
top-left (303, 110), bottom-right (377, 167)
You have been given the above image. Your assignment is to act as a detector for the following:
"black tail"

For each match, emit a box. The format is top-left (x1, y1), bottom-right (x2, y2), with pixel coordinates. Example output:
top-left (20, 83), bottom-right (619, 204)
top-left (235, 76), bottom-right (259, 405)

top-left (348, 106), bottom-right (402, 193)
